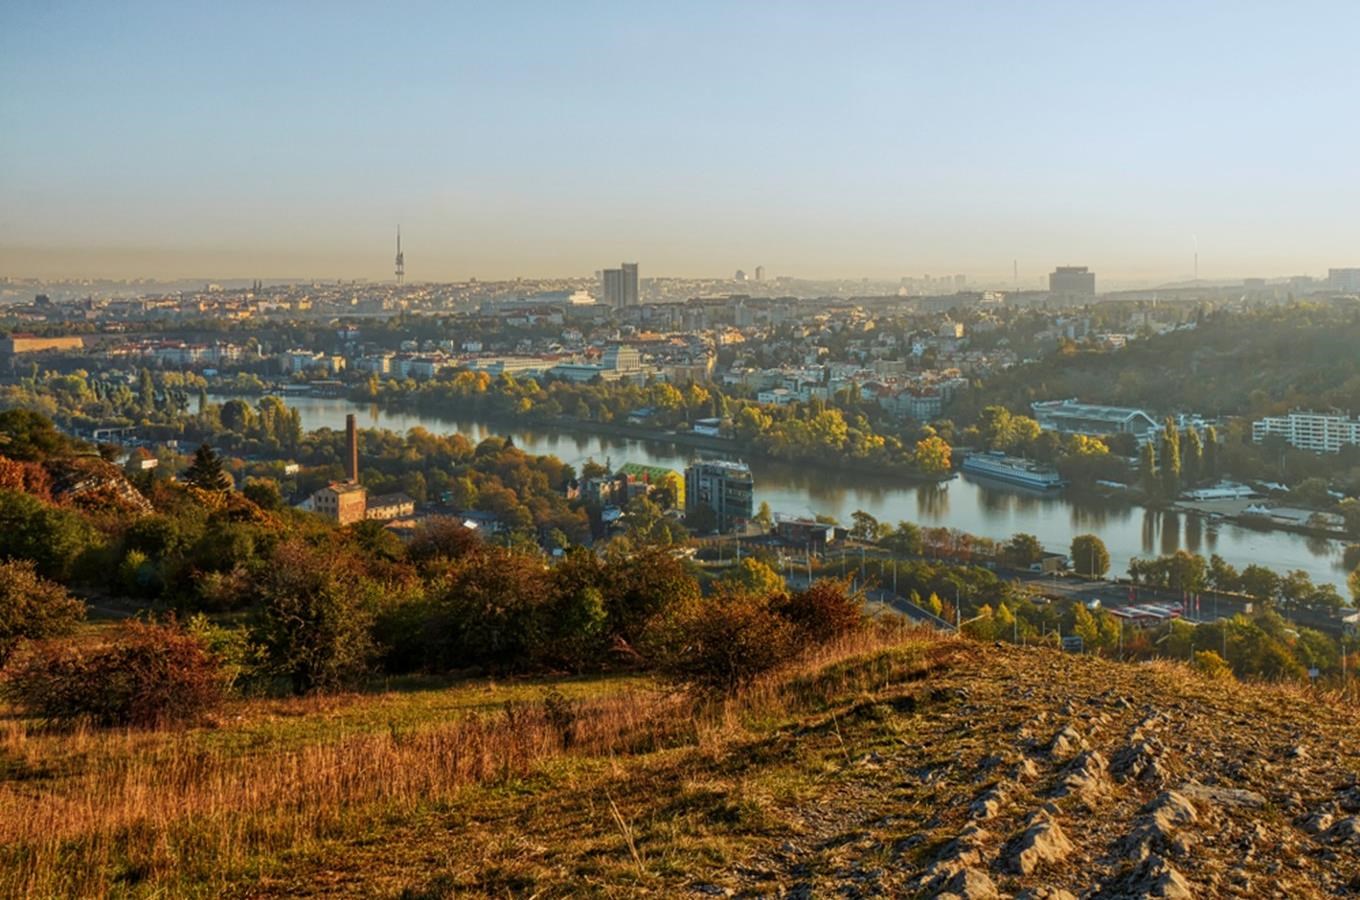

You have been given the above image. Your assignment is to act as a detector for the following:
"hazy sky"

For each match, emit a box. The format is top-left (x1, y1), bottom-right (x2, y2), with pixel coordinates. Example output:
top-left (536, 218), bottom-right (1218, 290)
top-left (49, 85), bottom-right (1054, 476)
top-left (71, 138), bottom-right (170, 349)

top-left (2, 1), bottom-right (1357, 284)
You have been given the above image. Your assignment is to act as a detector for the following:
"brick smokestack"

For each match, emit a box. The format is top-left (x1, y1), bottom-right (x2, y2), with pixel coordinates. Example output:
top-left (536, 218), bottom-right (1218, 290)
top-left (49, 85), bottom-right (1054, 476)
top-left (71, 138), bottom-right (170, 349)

top-left (346, 413), bottom-right (359, 484)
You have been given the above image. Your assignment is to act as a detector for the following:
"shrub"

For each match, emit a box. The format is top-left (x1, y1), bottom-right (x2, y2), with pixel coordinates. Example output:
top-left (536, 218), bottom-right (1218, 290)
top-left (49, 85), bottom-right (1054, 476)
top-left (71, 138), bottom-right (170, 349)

top-left (3, 619), bottom-right (223, 727)
top-left (0, 488), bottom-right (100, 581)
top-left (254, 541), bottom-right (376, 694)
top-left (770, 578), bottom-right (864, 645)
top-left (185, 613), bottom-right (268, 695)
top-left (644, 591), bottom-right (795, 691)
top-left (407, 517), bottom-right (482, 567)
top-left (0, 559), bottom-right (86, 667)
top-left (1193, 649), bottom-right (1233, 681)
top-left (602, 545), bottom-right (701, 646)
top-left (423, 547), bottom-right (553, 671)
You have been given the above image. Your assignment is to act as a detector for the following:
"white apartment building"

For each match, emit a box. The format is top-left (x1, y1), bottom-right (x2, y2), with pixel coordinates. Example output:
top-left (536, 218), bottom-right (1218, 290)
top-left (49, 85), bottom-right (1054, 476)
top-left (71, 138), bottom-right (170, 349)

top-left (1251, 410), bottom-right (1360, 453)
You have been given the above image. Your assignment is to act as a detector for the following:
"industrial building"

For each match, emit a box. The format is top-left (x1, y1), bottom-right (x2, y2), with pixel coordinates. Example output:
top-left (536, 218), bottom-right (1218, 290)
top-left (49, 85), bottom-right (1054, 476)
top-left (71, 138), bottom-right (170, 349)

top-left (1031, 399), bottom-right (1160, 444)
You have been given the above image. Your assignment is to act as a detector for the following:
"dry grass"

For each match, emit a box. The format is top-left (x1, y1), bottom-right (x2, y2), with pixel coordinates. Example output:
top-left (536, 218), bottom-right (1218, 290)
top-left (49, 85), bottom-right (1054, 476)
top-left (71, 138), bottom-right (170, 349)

top-left (0, 624), bottom-right (948, 899)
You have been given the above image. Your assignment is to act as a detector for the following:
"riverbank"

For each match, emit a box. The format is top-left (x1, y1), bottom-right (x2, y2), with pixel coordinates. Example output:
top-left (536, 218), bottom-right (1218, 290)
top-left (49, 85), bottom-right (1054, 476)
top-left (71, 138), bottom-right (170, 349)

top-left (360, 397), bottom-right (955, 487)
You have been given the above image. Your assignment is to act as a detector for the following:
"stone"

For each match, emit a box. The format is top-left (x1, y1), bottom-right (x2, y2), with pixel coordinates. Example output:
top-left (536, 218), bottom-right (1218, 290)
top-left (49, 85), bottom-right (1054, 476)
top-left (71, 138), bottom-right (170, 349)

top-left (1178, 782), bottom-right (1267, 810)
top-left (1111, 739), bottom-right (1167, 785)
top-left (1048, 724), bottom-right (1087, 759)
top-left (1007, 814), bottom-right (1074, 875)
top-left (1052, 750), bottom-right (1108, 803)
top-left (1136, 854), bottom-right (1196, 899)
top-left (1301, 809), bottom-right (1335, 835)
top-left (971, 786), bottom-right (1006, 821)
top-left (1324, 816), bottom-right (1360, 844)
top-left (939, 867), bottom-right (1001, 900)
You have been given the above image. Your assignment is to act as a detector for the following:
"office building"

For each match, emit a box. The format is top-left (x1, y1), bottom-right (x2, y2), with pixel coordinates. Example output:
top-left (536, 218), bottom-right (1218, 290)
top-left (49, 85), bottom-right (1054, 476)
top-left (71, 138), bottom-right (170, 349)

top-left (754, 265), bottom-right (765, 282)
top-left (1252, 410), bottom-right (1360, 453)
top-left (621, 262), bottom-right (639, 306)
top-left (601, 262), bottom-right (640, 308)
top-left (685, 460), bottom-right (754, 531)
top-left (1049, 266), bottom-right (1096, 296)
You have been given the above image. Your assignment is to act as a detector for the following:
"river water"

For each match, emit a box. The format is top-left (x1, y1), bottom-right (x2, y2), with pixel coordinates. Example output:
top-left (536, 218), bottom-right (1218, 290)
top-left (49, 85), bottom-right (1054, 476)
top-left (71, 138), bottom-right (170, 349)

top-left (241, 394), bottom-right (1352, 590)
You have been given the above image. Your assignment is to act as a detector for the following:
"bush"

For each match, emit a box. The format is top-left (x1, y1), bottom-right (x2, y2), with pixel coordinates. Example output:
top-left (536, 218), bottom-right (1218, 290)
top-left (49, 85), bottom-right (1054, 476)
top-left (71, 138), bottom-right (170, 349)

top-left (770, 578), bottom-right (864, 645)
top-left (422, 547), bottom-right (554, 671)
top-left (254, 541), bottom-right (376, 694)
top-left (644, 591), bottom-right (795, 692)
top-left (0, 559), bottom-right (86, 667)
top-left (0, 488), bottom-right (100, 581)
top-left (3, 619), bottom-right (223, 727)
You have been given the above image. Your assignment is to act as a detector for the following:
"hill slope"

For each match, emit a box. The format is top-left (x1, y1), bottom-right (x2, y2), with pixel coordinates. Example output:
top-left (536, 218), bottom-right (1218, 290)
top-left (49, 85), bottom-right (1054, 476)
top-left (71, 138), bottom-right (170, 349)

top-left (6, 634), bottom-right (1360, 898)
top-left (247, 638), bottom-right (1360, 899)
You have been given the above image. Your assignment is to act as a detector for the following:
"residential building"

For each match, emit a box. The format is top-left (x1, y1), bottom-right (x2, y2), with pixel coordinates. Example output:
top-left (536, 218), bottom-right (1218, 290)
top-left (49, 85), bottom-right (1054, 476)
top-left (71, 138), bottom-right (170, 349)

top-left (685, 460), bottom-right (754, 531)
top-left (1251, 410), bottom-right (1360, 453)
top-left (1329, 268), bottom-right (1360, 292)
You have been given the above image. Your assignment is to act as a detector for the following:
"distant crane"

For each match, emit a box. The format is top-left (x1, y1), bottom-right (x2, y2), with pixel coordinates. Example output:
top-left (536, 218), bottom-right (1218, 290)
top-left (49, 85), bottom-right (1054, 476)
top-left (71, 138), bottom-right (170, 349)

top-left (394, 227), bottom-right (405, 285)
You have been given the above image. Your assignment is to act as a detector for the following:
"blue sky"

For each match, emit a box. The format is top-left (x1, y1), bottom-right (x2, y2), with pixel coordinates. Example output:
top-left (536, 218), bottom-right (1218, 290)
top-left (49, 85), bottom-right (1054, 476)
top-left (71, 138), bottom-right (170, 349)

top-left (1, 1), bottom-right (1357, 283)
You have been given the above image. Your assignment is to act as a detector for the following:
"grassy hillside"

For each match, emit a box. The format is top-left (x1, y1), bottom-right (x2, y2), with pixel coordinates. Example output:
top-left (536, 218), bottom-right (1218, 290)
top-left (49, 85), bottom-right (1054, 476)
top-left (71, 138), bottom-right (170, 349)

top-left (4, 629), bottom-right (1360, 898)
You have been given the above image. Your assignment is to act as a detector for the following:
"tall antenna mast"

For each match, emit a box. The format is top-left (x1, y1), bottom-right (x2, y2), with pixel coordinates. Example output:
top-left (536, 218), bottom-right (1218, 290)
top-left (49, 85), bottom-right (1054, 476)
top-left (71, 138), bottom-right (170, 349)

top-left (394, 226), bottom-right (405, 285)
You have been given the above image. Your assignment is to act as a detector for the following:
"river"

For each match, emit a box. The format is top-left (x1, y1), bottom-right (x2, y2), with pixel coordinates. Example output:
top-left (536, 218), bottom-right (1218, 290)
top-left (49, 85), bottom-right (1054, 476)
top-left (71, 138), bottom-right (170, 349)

top-left (233, 394), bottom-right (1352, 590)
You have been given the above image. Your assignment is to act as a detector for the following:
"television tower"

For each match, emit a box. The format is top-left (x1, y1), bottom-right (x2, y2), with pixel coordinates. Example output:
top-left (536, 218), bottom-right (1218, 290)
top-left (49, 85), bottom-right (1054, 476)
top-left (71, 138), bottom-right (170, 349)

top-left (394, 227), bottom-right (405, 285)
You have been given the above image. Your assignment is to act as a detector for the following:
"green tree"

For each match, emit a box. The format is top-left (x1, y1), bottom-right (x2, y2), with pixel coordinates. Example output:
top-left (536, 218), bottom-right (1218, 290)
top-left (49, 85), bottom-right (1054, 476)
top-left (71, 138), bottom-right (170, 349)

top-left (0, 408), bottom-right (74, 460)
top-left (850, 509), bottom-right (881, 542)
top-left (1202, 425), bottom-right (1219, 478)
top-left (1140, 441), bottom-right (1158, 496)
top-left (138, 368), bottom-right (156, 413)
top-left (883, 521), bottom-right (923, 556)
top-left (1238, 565), bottom-right (1280, 601)
top-left (1160, 419), bottom-right (1181, 497)
top-left (1207, 554), bottom-right (1239, 592)
top-left (1182, 428), bottom-right (1203, 486)
top-left (255, 542), bottom-right (375, 694)
top-left (183, 443), bottom-right (232, 492)
top-left (242, 477), bottom-right (283, 510)
top-left (1070, 533), bottom-right (1110, 579)
top-left (0, 489), bottom-right (98, 581)
top-left (1003, 533), bottom-right (1045, 567)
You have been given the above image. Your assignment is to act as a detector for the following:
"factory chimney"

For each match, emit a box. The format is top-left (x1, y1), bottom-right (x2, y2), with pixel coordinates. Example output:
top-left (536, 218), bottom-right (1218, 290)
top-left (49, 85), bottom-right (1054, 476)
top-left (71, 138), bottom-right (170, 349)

top-left (346, 414), bottom-right (359, 484)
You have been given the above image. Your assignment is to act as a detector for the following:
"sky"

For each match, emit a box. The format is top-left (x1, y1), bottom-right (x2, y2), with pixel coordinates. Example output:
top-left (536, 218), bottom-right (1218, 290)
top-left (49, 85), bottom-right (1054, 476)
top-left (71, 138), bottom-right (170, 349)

top-left (1, 1), bottom-right (1358, 285)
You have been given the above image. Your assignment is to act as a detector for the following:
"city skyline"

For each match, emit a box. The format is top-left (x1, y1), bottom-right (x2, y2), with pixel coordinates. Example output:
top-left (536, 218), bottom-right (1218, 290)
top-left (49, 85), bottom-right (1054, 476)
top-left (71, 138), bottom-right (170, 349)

top-left (2, 2), bottom-right (1358, 283)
